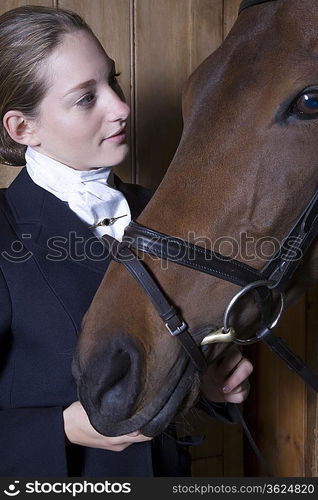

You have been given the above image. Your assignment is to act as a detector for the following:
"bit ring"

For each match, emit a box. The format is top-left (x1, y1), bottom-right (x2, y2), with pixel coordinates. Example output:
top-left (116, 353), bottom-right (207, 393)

top-left (222, 280), bottom-right (285, 345)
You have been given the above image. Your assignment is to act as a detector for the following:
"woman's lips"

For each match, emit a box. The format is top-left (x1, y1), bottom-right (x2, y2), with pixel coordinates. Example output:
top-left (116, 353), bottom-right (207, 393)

top-left (103, 129), bottom-right (126, 144)
top-left (105, 132), bottom-right (126, 143)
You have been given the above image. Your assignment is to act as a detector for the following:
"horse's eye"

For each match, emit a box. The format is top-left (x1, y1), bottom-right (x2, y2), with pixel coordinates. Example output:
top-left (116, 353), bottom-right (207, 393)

top-left (289, 92), bottom-right (318, 119)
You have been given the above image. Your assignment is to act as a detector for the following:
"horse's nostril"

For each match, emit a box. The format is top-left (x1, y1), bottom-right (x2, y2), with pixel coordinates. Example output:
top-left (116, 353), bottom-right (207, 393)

top-left (102, 349), bottom-right (131, 392)
top-left (85, 334), bottom-right (143, 420)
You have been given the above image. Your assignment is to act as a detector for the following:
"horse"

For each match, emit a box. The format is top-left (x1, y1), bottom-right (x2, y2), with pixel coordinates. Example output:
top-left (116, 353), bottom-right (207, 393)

top-left (73, 0), bottom-right (318, 442)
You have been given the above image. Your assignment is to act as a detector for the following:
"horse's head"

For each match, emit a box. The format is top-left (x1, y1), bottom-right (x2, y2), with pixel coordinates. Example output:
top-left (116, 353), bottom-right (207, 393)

top-left (73, 0), bottom-right (318, 437)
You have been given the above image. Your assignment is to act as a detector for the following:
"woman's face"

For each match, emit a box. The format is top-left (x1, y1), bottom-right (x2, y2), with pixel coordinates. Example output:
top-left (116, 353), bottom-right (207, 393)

top-left (32, 30), bottom-right (130, 170)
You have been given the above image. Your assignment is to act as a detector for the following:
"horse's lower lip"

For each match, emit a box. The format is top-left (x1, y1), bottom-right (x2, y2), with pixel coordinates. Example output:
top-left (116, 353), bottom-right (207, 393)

top-left (81, 356), bottom-right (198, 437)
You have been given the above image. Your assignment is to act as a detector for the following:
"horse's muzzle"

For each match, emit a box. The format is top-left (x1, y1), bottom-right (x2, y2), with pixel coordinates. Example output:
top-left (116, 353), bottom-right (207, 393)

top-left (73, 333), bottom-right (144, 424)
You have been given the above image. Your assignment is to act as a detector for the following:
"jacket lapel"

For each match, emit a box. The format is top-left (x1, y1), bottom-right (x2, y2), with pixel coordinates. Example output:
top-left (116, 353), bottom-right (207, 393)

top-left (6, 168), bottom-right (113, 275)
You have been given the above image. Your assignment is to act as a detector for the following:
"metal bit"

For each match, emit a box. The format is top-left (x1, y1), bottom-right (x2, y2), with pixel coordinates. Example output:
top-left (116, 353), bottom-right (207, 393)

top-left (200, 326), bottom-right (236, 345)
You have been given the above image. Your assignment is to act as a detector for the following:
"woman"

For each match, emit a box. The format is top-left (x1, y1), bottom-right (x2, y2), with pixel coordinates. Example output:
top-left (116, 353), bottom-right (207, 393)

top-left (0, 5), bottom-right (253, 477)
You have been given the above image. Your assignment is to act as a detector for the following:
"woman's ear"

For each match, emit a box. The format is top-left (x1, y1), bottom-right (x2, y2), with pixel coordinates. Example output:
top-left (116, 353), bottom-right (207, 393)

top-left (3, 110), bottom-right (40, 147)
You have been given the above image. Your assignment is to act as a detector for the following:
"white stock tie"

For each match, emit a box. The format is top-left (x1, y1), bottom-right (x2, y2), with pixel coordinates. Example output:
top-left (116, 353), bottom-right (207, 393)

top-left (25, 146), bottom-right (131, 241)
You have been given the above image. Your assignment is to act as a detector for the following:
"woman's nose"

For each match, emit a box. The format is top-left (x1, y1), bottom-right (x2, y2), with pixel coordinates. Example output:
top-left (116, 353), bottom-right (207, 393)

top-left (106, 88), bottom-right (130, 122)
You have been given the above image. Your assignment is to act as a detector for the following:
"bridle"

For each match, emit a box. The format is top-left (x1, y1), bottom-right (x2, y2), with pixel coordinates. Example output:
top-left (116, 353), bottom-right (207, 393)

top-left (103, 0), bottom-right (318, 474)
top-left (107, 185), bottom-right (318, 383)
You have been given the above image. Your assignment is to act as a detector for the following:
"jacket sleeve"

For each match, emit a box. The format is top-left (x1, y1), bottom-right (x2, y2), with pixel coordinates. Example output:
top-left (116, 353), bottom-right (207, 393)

top-left (0, 266), bottom-right (69, 476)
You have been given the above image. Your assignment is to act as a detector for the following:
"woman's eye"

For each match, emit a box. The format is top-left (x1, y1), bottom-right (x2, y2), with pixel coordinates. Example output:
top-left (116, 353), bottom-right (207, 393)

top-left (289, 91), bottom-right (318, 119)
top-left (76, 92), bottom-right (96, 107)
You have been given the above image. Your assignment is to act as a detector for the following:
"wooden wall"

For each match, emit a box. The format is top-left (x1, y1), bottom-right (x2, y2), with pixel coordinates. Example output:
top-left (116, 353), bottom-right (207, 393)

top-left (1, 0), bottom-right (317, 478)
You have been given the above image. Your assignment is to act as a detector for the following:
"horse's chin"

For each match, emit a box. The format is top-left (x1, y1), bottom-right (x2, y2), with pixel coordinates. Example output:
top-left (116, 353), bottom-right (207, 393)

top-left (141, 369), bottom-right (201, 437)
top-left (83, 361), bottom-right (200, 438)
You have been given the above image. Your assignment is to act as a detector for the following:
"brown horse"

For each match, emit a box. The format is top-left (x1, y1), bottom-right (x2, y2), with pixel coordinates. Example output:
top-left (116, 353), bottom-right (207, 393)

top-left (73, 0), bottom-right (318, 438)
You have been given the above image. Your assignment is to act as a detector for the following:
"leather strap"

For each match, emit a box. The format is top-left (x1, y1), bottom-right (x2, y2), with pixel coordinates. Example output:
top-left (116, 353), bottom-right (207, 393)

top-left (124, 221), bottom-right (276, 328)
top-left (257, 327), bottom-right (318, 393)
top-left (262, 189), bottom-right (318, 290)
top-left (232, 404), bottom-right (274, 476)
top-left (124, 222), bottom-right (264, 287)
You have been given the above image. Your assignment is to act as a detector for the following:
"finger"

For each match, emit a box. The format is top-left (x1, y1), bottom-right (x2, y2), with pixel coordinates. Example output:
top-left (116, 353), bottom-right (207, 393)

top-left (127, 430), bottom-right (140, 437)
top-left (103, 433), bottom-right (152, 450)
top-left (213, 346), bottom-right (243, 382)
top-left (136, 434), bottom-right (153, 442)
top-left (222, 383), bottom-right (250, 404)
top-left (222, 358), bottom-right (253, 394)
top-left (231, 379), bottom-right (250, 394)
top-left (124, 433), bottom-right (153, 444)
top-left (225, 379), bottom-right (250, 396)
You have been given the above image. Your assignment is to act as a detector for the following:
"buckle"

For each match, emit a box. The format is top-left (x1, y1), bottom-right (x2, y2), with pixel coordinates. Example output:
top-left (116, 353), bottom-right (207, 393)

top-left (165, 320), bottom-right (188, 336)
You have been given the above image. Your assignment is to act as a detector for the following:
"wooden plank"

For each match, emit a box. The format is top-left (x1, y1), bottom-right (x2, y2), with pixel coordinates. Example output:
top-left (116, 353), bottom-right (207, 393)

top-left (224, 0), bottom-right (241, 38)
top-left (189, 0), bottom-right (223, 74)
top-left (178, 407), bottom-right (224, 460)
top-left (57, 0), bottom-right (132, 181)
top-left (191, 456), bottom-right (223, 477)
top-left (305, 285), bottom-right (318, 476)
top-left (0, 0), bottom-right (53, 15)
top-left (0, 166), bottom-right (23, 188)
top-left (223, 412), bottom-right (244, 476)
top-left (134, 0), bottom-right (224, 190)
top-left (134, 0), bottom-right (189, 189)
top-left (244, 297), bottom-right (307, 476)
top-left (179, 400), bottom-right (243, 477)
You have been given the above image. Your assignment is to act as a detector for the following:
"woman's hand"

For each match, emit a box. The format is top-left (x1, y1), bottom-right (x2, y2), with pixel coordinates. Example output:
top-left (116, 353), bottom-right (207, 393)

top-left (63, 401), bottom-right (152, 451)
top-left (200, 346), bottom-right (253, 404)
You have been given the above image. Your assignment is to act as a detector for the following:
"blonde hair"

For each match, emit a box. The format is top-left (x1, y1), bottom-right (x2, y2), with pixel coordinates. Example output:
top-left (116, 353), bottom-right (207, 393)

top-left (0, 5), bottom-right (96, 166)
